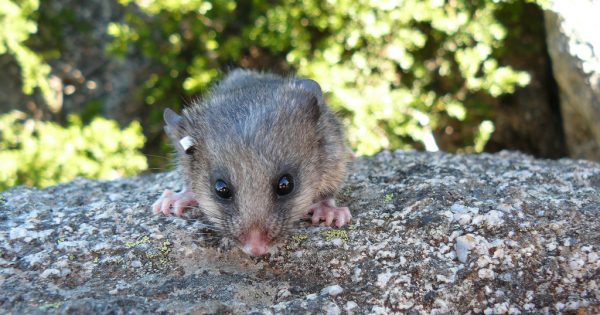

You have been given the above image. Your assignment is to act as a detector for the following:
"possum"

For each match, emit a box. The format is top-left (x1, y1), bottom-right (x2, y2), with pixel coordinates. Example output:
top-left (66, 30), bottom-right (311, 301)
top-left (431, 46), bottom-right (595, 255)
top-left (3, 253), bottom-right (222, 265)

top-left (152, 69), bottom-right (351, 256)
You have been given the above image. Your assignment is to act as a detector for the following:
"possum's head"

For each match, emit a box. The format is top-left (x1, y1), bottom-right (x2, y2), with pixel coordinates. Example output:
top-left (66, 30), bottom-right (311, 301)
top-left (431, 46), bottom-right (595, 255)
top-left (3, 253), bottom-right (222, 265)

top-left (164, 78), bottom-right (325, 256)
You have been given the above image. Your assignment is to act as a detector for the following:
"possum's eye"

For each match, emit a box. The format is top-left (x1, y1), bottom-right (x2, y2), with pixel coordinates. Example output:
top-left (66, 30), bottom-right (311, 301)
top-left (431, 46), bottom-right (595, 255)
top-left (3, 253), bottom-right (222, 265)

top-left (276, 174), bottom-right (294, 196)
top-left (214, 179), bottom-right (232, 199)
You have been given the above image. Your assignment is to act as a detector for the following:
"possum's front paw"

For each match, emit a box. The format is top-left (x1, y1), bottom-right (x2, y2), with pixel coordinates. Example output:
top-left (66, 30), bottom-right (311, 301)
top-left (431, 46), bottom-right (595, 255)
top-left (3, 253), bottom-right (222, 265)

top-left (307, 198), bottom-right (351, 228)
top-left (152, 189), bottom-right (198, 216)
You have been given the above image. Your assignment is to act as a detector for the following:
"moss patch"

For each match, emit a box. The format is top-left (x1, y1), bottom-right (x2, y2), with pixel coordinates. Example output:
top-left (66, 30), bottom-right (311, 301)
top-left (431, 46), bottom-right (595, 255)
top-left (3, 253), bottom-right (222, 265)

top-left (384, 193), bottom-right (393, 203)
top-left (124, 235), bottom-right (150, 248)
top-left (321, 230), bottom-right (349, 242)
top-left (39, 302), bottom-right (63, 310)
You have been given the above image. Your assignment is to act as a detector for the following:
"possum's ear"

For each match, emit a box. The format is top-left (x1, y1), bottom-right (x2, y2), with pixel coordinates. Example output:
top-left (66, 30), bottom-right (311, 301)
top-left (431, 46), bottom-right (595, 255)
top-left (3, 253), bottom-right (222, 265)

top-left (302, 91), bottom-right (322, 123)
top-left (164, 108), bottom-right (195, 155)
top-left (164, 108), bottom-right (182, 129)
top-left (297, 79), bottom-right (324, 104)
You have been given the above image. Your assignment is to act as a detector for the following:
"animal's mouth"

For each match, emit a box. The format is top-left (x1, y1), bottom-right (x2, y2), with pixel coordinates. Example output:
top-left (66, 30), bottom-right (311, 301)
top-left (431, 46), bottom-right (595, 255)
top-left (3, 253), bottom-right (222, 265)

top-left (241, 229), bottom-right (272, 257)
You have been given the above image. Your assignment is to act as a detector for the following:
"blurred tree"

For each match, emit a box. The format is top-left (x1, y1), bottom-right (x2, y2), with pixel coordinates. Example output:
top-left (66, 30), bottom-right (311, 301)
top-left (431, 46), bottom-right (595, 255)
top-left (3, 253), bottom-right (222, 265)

top-left (0, 0), bottom-right (148, 191)
top-left (110, 0), bottom-right (540, 156)
top-left (0, 111), bottom-right (147, 191)
top-left (0, 0), bottom-right (553, 190)
top-left (0, 0), bottom-right (59, 111)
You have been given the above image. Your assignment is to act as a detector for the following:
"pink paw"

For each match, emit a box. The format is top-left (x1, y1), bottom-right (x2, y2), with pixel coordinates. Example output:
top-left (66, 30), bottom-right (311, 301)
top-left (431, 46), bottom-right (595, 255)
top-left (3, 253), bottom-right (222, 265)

top-left (152, 190), bottom-right (198, 216)
top-left (308, 198), bottom-right (352, 228)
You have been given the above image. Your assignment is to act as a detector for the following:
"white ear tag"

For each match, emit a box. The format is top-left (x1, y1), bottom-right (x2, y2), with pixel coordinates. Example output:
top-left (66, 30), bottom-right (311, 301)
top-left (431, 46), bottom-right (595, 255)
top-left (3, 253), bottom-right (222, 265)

top-left (179, 136), bottom-right (195, 154)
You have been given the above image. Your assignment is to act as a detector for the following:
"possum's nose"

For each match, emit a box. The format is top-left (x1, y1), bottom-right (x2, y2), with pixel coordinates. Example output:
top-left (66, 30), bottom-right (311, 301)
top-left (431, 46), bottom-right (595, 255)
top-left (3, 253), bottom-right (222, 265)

top-left (242, 229), bottom-right (270, 256)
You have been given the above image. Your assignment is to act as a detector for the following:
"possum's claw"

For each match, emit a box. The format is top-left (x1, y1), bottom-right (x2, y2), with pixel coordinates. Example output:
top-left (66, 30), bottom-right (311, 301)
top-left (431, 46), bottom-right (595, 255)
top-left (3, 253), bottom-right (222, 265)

top-left (308, 198), bottom-right (351, 228)
top-left (152, 189), bottom-right (198, 216)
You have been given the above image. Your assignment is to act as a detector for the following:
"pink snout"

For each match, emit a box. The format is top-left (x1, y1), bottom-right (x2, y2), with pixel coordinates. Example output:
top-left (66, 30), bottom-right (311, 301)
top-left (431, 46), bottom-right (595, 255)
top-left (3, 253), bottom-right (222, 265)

top-left (241, 229), bottom-right (271, 256)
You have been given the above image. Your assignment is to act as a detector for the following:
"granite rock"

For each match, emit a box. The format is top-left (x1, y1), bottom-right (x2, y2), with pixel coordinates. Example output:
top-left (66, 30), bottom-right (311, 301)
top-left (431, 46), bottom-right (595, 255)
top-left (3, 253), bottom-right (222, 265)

top-left (0, 150), bottom-right (599, 313)
top-left (545, 0), bottom-right (600, 161)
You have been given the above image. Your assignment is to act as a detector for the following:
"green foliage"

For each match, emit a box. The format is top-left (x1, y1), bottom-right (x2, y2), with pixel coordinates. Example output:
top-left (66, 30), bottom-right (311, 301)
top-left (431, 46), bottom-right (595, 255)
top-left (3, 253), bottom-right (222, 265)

top-left (108, 0), bottom-right (542, 156)
top-left (107, 0), bottom-right (242, 111)
top-left (0, 111), bottom-right (147, 191)
top-left (0, 0), bottom-right (548, 191)
top-left (0, 0), bottom-right (58, 111)
top-left (246, 0), bottom-right (533, 154)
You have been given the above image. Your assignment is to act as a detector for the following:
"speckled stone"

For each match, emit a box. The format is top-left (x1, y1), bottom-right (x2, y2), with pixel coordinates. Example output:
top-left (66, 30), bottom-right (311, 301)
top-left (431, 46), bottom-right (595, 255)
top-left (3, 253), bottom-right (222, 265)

top-left (1, 150), bottom-right (599, 313)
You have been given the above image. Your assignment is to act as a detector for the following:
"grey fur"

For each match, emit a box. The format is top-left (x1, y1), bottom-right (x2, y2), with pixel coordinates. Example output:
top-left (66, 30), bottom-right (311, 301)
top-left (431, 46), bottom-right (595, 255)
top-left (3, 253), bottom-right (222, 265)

top-left (165, 69), bottom-right (348, 243)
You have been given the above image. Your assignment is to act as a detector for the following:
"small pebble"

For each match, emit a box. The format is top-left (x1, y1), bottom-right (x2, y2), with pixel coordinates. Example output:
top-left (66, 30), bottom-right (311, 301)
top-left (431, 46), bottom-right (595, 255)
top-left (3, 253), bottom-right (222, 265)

top-left (131, 260), bottom-right (142, 268)
top-left (345, 301), bottom-right (358, 313)
top-left (455, 234), bottom-right (476, 263)
top-left (376, 270), bottom-right (394, 288)
top-left (9, 227), bottom-right (28, 240)
top-left (478, 268), bottom-right (495, 279)
top-left (40, 268), bottom-right (60, 279)
top-left (321, 284), bottom-right (343, 297)
top-left (323, 302), bottom-right (341, 315)
top-left (306, 293), bottom-right (317, 300)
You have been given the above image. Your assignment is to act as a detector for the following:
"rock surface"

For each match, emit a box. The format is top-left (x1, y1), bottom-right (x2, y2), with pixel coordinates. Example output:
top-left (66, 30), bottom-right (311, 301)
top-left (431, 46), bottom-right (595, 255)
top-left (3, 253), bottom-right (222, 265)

top-left (545, 0), bottom-right (600, 161)
top-left (1, 151), bottom-right (599, 313)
